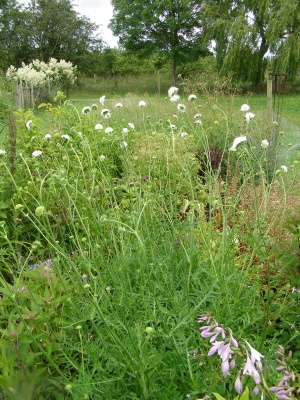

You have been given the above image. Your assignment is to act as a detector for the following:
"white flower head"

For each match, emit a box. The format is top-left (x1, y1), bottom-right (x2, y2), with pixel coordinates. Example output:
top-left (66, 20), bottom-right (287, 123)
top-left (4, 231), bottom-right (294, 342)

top-left (230, 136), bottom-right (247, 151)
top-left (177, 103), bottom-right (186, 113)
top-left (180, 132), bottom-right (188, 138)
top-left (139, 100), bottom-right (146, 107)
top-left (101, 109), bottom-right (111, 118)
top-left (99, 95), bottom-right (105, 105)
top-left (241, 104), bottom-right (250, 112)
top-left (99, 155), bottom-right (106, 161)
top-left (281, 165), bottom-right (288, 172)
top-left (0, 149), bottom-right (6, 155)
top-left (128, 123), bottom-right (135, 129)
top-left (168, 86), bottom-right (179, 98)
top-left (245, 112), bottom-right (255, 123)
top-left (261, 140), bottom-right (269, 148)
top-left (44, 134), bottom-right (51, 140)
top-left (95, 123), bottom-right (103, 130)
top-left (170, 124), bottom-right (177, 130)
top-left (195, 119), bottom-right (202, 125)
top-left (188, 94), bottom-right (197, 101)
top-left (32, 150), bottom-right (42, 158)
top-left (61, 134), bottom-right (71, 141)
top-left (120, 141), bottom-right (128, 149)
top-left (26, 120), bottom-right (33, 130)
top-left (115, 102), bottom-right (123, 108)
top-left (105, 127), bottom-right (113, 134)
top-left (91, 103), bottom-right (98, 111)
top-left (170, 94), bottom-right (180, 102)
top-left (82, 106), bottom-right (91, 115)
top-left (122, 128), bottom-right (129, 135)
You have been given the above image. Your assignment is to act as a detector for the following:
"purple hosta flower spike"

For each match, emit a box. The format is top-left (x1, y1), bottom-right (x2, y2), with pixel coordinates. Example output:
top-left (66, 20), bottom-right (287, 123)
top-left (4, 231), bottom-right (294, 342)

top-left (243, 351), bottom-right (261, 385)
top-left (245, 341), bottom-right (264, 371)
top-left (234, 372), bottom-right (243, 395)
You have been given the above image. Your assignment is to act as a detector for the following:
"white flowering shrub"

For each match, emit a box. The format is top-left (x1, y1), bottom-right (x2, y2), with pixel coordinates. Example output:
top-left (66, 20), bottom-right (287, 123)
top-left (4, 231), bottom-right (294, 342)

top-left (6, 58), bottom-right (77, 106)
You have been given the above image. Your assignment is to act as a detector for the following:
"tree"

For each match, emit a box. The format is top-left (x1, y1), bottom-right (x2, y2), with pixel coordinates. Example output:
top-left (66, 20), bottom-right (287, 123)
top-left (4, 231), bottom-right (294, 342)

top-left (25, 0), bottom-right (103, 64)
top-left (202, 0), bottom-right (300, 86)
top-left (109, 0), bottom-right (209, 85)
top-left (0, 0), bottom-right (32, 69)
top-left (0, 0), bottom-right (104, 72)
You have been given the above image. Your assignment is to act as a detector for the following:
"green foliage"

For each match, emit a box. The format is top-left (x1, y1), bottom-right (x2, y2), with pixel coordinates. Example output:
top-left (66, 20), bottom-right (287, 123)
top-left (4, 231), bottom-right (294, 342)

top-left (202, 0), bottom-right (300, 86)
top-left (0, 0), bottom-right (102, 72)
top-left (109, 0), bottom-right (208, 84)
top-left (0, 90), bottom-right (299, 398)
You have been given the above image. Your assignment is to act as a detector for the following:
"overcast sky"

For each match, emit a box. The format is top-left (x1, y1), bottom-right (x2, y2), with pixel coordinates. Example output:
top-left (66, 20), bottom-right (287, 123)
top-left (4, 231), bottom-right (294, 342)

top-left (73, 0), bottom-right (118, 47)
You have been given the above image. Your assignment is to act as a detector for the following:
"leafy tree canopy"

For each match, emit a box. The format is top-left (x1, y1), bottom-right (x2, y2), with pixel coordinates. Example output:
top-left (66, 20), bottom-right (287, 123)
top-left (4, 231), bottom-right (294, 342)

top-left (0, 0), bottom-right (104, 72)
top-left (109, 0), bottom-right (210, 84)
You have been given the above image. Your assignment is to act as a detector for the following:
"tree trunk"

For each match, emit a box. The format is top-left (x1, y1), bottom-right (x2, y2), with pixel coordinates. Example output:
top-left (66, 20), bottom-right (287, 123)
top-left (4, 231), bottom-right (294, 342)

top-left (172, 54), bottom-right (177, 86)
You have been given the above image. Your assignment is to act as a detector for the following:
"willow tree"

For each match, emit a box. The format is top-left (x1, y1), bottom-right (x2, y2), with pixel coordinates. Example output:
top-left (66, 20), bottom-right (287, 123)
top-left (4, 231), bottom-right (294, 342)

top-left (202, 0), bottom-right (300, 86)
top-left (109, 0), bottom-right (208, 85)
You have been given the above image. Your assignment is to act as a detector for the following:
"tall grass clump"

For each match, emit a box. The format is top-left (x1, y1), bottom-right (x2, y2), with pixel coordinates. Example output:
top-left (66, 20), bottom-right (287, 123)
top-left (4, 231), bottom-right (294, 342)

top-left (0, 85), bottom-right (299, 399)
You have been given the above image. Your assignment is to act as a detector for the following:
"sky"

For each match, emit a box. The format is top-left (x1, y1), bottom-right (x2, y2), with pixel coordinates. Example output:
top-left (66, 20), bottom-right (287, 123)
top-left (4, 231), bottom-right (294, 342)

top-left (73, 0), bottom-right (118, 47)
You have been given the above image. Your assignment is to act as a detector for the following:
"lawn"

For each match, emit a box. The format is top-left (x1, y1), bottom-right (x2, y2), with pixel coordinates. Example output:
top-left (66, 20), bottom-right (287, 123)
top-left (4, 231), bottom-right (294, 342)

top-left (0, 86), bottom-right (299, 399)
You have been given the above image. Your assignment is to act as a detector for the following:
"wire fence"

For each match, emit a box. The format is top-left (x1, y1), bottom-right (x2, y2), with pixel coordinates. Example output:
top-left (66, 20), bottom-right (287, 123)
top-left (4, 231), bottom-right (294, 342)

top-left (74, 71), bottom-right (173, 96)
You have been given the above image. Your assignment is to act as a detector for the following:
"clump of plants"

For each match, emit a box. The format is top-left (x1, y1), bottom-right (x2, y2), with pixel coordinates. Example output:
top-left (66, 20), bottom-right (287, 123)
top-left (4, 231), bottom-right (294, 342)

top-left (0, 84), bottom-right (299, 399)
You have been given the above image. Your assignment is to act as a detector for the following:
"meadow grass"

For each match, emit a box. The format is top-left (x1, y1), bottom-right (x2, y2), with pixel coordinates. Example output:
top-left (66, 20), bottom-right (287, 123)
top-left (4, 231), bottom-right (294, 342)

top-left (0, 88), bottom-right (299, 399)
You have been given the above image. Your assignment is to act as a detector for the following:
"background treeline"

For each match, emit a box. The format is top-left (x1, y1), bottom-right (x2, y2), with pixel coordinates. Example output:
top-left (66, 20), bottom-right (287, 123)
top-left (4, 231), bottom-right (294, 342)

top-left (0, 0), bottom-right (299, 89)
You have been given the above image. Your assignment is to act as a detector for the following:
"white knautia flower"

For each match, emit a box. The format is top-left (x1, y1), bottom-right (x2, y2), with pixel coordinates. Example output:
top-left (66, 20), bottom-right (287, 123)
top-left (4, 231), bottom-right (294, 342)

top-left (139, 100), bottom-right (146, 107)
top-left (245, 112), bottom-right (255, 123)
top-left (177, 103), bottom-right (186, 113)
top-left (99, 155), bottom-right (106, 161)
top-left (101, 109), bottom-right (111, 118)
top-left (168, 86), bottom-right (178, 97)
top-left (115, 102), bottom-right (123, 108)
top-left (0, 149), bottom-right (6, 155)
top-left (61, 134), bottom-right (70, 141)
top-left (105, 127), bottom-right (113, 134)
top-left (241, 104), bottom-right (250, 112)
top-left (180, 132), bottom-right (188, 138)
top-left (194, 113), bottom-right (202, 119)
top-left (44, 134), bottom-right (51, 140)
top-left (128, 123), bottom-right (135, 129)
top-left (120, 141), bottom-right (128, 148)
top-left (281, 165), bottom-right (288, 172)
top-left (170, 124), bottom-right (177, 130)
top-left (26, 120), bottom-right (33, 130)
top-left (261, 139), bottom-right (269, 148)
top-left (195, 119), bottom-right (202, 125)
top-left (32, 150), bottom-right (42, 158)
top-left (170, 94), bottom-right (180, 102)
top-left (100, 95), bottom-right (105, 105)
top-left (82, 106), bottom-right (91, 115)
top-left (230, 136), bottom-right (247, 151)
top-left (122, 128), bottom-right (129, 135)
top-left (95, 123), bottom-right (103, 130)
top-left (188, 94), bottom-right (197, 101)
top-left (91, 104), bottom-right (98, 110)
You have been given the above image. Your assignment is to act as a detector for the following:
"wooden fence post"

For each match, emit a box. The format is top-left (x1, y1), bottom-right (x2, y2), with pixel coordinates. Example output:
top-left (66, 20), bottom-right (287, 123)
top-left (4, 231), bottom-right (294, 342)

top-left (267, 79), bottom-right (272, 124)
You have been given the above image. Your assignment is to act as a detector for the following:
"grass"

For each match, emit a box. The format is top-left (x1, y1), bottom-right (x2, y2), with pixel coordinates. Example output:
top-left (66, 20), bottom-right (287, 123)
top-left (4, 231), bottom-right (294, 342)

top-left (0, 85), bottom-right (299, 399)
